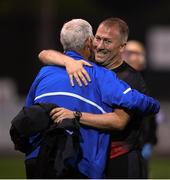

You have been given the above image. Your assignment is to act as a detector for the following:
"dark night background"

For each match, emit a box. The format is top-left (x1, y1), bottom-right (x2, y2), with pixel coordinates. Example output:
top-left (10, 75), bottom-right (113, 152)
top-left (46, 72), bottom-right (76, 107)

top-left (0, 1), bottom-right (170, 178)
top-left (0, 0), bottom-right (170, 100)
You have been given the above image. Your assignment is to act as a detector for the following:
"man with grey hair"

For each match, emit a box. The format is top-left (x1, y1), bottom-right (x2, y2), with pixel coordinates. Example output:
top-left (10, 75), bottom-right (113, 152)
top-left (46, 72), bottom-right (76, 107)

top-left (25, 19), bottom-right (159, 178)
top-left (60, 19), bottom-right (94, 52)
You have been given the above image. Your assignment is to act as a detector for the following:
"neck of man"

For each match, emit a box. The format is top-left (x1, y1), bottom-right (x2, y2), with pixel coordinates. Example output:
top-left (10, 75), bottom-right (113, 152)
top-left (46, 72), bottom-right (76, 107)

top-left (77, 49), bottom-right (89, 60)
top-left (105, 55), bottom-right (124, 70)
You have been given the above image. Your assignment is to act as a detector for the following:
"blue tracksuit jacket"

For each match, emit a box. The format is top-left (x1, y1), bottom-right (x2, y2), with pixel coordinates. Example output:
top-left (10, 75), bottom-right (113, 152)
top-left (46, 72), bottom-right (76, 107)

top-left (25, 50), bottom-right (160, 178)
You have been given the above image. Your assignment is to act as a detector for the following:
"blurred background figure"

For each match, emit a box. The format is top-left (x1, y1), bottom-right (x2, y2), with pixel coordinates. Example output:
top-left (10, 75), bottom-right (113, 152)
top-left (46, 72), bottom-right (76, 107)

top-left (122, 40), bottom-right (158, 177)
top-left (122, 40), bottom-right (146, 71)
top-left (0, 78), bottom-right (24, 150)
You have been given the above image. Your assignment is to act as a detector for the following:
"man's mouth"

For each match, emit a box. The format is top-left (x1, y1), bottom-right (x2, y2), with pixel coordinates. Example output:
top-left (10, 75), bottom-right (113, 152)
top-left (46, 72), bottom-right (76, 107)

top-left (96, 50), bottom-right (108, 55)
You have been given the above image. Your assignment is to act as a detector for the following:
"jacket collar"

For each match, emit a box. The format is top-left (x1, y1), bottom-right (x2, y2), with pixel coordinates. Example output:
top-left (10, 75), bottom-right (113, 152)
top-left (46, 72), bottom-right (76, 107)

top-left (64, 50), bottom-right (85, 60)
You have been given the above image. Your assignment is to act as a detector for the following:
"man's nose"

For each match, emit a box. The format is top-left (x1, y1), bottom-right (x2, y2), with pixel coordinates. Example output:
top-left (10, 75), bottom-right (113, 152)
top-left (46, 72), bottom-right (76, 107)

top-left (97, 40), bottom-right (105, 49)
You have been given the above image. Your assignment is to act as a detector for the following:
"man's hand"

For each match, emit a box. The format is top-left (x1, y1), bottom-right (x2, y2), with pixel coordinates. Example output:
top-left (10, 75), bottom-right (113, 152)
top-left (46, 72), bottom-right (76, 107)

top-left (64, 60), bottom-right (92, 86)
top-left (38, 49), bottom-right (92, 86)
top-left (50, 107), bottom-right (74, 124)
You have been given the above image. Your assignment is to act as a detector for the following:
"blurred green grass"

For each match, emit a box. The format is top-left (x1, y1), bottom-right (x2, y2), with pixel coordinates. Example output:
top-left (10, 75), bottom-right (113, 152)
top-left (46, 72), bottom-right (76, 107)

top-left (150, 155), bottom-right (170, 179)
top-left (0, 154), bottom-right (170, 178)
top-left (0, 154), bottom-right (26, 179)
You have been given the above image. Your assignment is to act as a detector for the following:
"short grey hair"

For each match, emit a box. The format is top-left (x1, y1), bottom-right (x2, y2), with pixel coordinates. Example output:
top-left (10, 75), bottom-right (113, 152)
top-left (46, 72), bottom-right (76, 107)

top-left (60, 19), bottom-right (94, 51)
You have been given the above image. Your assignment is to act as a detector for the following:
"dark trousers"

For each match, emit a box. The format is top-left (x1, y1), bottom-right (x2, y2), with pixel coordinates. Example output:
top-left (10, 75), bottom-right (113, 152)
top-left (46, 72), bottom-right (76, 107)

top-left (25, 158), bottom-right (87, 179)
top-left (105, 150), bottom-right (147, 179)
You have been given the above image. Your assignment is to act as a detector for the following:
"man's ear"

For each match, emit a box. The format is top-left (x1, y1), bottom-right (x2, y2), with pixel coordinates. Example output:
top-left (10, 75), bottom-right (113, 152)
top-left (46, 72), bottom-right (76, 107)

top-left (120, 43), bottom-right (126, 53)
top-left (85, 37), bottom-right (93, 49)
top-left (83, 37), bottom-right (93, 59)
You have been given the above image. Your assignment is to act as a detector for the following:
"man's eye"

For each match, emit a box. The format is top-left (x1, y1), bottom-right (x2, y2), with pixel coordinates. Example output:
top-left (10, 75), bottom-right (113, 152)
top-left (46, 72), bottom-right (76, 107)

top-left (95, 37), bottom-right (100, 41)
top-left (105, 40), bottom-right (112, 44)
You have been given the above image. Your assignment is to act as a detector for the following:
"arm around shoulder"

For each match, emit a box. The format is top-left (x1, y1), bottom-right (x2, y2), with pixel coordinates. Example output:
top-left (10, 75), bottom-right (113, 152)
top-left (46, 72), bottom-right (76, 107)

top-left (38, 49), bottom-right (68, 66)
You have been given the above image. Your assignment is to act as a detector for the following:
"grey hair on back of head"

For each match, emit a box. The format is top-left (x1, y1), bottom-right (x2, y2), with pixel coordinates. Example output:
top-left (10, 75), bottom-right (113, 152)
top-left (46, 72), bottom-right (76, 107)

top-left (60, 19), bottom-right (94, 51)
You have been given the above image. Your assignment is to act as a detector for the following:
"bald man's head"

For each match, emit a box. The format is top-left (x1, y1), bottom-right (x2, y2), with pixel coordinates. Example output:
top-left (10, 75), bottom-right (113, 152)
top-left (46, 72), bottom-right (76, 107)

top-left (122, 40), bottom-right (146, 71)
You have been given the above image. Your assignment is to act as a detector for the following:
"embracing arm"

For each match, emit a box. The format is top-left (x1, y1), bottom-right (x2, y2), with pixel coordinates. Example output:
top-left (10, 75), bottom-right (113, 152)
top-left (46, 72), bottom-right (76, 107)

top-left (39, 50), bottom-right (71, 66)
top-left (38, 49), bottom-right (92, 86)
top-left (95, 68), bottom-right (160, 115)
top-left (80, 109), bottom-right (130, 130)
top-left (50, 107), bottom-right (131, 130)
